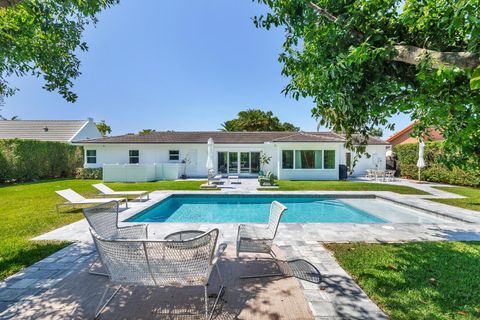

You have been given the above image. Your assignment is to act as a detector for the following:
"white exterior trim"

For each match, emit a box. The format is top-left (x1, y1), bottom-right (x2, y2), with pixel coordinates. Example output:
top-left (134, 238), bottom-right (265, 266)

top-left (78, 140), bottom-right (388, 181)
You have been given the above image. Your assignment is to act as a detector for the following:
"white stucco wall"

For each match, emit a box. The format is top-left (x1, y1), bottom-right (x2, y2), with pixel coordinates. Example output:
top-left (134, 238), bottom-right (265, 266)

top-left (83, 143), bottom-right (208, 177)
top-left (274, 142), bottom-right (342, 180)
top-left (80, 141), bottom-right (383, 181)
top-left (70, 119), bottom-right (102, 142)
top-left (348, 145), bottom-right (388, 176)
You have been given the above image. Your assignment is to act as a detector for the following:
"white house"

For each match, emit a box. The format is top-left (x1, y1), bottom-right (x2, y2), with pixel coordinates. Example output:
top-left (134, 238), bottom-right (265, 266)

top-left (76, 131), bottom-right (389, 182)
top-left (0, 118), bottom-right (102, 143)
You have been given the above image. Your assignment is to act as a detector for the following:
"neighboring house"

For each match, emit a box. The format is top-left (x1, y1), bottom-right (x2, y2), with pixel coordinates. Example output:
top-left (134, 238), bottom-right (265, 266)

top-left (76, 131), bottom-right (389, 182)
top-left (0, 118), bottom-right (102, 143)
top-left (387, 123), bottom-right (443, 145)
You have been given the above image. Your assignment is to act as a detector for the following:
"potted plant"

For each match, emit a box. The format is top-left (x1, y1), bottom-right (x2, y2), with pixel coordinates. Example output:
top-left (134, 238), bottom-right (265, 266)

top-left (259, 152), bottom-right (271, 177)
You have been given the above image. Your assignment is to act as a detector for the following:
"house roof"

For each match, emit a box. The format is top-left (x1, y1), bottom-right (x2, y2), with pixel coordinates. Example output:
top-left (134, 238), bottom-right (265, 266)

top-left (0, 120), bottom-right (89, 142)
top-left (77, 131), bottom-right (388, 145)
top-left (349, 134), bottom-right (390, 145)
top-left (386, 122), bottom-right (443, 143)
top-left (78, 131), bottom-right (346, 144)
top-left (386, 123), bottom-right (415, 143)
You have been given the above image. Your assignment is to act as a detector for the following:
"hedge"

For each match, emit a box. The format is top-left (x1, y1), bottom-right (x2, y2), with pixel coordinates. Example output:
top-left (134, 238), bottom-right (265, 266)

top-left (75, 168), bottom-right (103, 180)
top-left (394, 142), bottom-right (480, 187)
top-left (0, 139), bottom-right (83, 183)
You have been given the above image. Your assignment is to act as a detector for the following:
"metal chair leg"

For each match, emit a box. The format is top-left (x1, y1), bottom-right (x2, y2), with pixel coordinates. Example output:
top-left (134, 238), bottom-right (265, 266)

top-left (239, 250), bottom-right (283, 279)
top-left (94, 285), bottom-right (120, 319)
top-left (88, 256), bottom-right (108, 277)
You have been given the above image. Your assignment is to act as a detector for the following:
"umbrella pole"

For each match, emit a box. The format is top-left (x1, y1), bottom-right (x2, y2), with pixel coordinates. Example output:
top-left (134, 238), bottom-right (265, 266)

top-left (418, 167), bottom-right (421, 181)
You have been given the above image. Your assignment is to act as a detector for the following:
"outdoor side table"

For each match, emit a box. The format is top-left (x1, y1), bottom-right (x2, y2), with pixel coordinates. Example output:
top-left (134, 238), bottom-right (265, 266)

top-left (164, 230), bottom-right (205, 241)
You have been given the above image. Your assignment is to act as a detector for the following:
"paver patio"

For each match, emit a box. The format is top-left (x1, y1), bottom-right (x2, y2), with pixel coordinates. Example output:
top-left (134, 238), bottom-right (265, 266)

top-left (1, 179), bottom-right (480, 319)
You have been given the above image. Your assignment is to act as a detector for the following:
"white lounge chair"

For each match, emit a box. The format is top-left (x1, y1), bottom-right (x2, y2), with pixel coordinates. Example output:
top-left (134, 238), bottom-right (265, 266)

top-left (55, 189), bottom-right (128, 212)
top-left (236, 201), bottom-right (287, 257)
top-left (236, 201), bottom-right (287, 278)
top-left (209, 173), bottom-right (223, 185)
top-left (91, 228), bottom-right (227, 319)
top-left (92, 183), bottom-right (149, 201)
top-left (83, 201), bottom-right (148, 276)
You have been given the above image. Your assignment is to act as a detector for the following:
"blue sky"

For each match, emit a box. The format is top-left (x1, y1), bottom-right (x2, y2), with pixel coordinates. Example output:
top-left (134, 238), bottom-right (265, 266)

top-left (3, 0), bottom-right (410, 138)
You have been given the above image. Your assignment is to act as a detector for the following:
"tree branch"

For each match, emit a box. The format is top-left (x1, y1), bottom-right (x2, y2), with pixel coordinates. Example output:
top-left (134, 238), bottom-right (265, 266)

top-left (0, 0), bottom-right (22, 8)
top-left (308, 1), bottom-right (364, 40)
top-left (393, 45), bottom-right (480, 69)
top-left (308, 1), bottom-right (480, 70)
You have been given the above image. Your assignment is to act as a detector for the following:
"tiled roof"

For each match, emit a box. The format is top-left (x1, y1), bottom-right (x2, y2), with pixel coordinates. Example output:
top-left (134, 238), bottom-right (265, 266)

top-left (349, 134), bottom-right (390, 145)
top-left (0, 120), bottom-right (88, 142)
top-left (386, 123), bottom-right (415, 143)
top-left (77, 131), bottom-right (347, 144)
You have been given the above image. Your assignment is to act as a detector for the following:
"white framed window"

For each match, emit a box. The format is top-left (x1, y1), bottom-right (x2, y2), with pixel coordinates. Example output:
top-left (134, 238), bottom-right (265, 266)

top-left (282, 150), bottom-right (294, 169)
top-left (281, 149), bottom-right (336, 170)
top-left (295, 150), bottom-right (322, 169)
top-left (169, 150), bottom-right (180, 161)
top-left (86, 150), bottom-right (96, 164)
top-left (129, 150), bottom-right (139, 164)
top-left (323, 150), bottom-right (335, 169)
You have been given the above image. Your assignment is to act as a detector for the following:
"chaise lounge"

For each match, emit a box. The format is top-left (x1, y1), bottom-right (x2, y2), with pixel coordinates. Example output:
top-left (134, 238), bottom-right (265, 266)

top-left (55, 189), bottom-right (128, 212)
top-left (92, 183), bottom-right (149, 201)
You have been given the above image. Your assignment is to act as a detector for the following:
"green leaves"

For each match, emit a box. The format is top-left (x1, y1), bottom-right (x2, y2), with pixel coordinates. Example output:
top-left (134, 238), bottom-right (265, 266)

top-left (0, 0), bottom-right (119, 102)
top-left (254, 0), bottom-right (480, 169)
top-left (471, 66), bottom-right (480, 90)
top-left (221, 109), bottom-right (300, 131)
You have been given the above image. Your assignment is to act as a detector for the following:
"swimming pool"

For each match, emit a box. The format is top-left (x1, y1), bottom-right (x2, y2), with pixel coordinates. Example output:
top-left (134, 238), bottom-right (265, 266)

top-left (126, 194), bottom-right (451, 224)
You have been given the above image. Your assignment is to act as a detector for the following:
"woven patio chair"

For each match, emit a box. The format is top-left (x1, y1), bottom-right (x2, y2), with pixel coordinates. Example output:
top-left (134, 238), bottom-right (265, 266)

top-left (236, 201), bottom-right (287, 278)
top-left (91, 228), bottom-right (227, 320)
top-left (83, 201), bottom-right (148, 276)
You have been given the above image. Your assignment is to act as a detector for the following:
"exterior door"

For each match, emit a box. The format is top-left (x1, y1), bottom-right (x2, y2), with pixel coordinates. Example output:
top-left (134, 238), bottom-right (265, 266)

top-left (228, 152), bottom-right (238, 173)
top-left (250, 152), bottom-right (260, 173)
top-left (240, 152), bottom-right (250, 173)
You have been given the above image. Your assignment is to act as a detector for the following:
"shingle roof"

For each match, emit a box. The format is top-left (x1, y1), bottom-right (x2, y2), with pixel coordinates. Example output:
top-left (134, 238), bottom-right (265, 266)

top-left (0, 120), bottom-right (88, 142)
top-left (349, 134), bottom-right (390, 145)
top-left (77, 131), bottom-right (347, 144)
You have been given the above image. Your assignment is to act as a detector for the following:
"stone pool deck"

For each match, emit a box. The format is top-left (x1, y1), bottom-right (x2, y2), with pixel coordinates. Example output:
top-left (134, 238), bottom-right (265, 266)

top-left (2, 184), bottom-right (480, 319)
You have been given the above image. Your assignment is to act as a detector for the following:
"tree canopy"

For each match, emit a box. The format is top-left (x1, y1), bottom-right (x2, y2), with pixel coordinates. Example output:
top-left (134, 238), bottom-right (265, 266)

top-left (221, 109), bottom-right (300, 131)
top-left (96, 120), bottom-right (111, 136)
top-left (139, 129), bottom-right (156, 136)
top-left (0, 0), bottom-right (118, 102)
top-left (254, 0), bottom-right (480, 168)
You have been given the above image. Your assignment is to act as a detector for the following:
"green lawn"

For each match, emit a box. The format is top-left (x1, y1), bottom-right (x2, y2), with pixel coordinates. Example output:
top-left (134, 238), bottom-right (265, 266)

top-left (430, 186), bottom-right (480, 211)
top-left (258, 180), bottom-right (428, 195)
top-left (326, 242), bottom-right (480, 320)
top-left (0, 179), bottom-right (207, 280)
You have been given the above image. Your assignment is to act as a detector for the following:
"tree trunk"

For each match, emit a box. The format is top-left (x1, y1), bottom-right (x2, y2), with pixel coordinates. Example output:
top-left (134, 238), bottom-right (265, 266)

top-left (0, 0), bottom-right (22, 8)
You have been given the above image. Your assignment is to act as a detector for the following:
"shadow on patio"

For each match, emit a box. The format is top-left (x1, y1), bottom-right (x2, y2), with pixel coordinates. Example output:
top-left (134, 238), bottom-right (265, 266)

top-left (3, 246), bottom-right (314, 319)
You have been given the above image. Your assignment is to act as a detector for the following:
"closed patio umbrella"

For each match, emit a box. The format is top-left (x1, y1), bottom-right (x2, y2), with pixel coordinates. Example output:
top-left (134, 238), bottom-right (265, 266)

top-left (416, 140), bottom-right (426, 181)
top-left (206, 138), bottom-right (214, 184)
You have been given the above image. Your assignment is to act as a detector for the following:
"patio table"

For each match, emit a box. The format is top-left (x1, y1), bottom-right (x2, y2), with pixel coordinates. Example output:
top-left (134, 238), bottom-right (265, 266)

top-left (164, 230), bottom-right (205, 241)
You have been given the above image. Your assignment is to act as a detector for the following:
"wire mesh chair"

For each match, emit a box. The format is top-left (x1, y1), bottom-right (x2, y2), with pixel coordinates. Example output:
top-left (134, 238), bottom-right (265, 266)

top-left (385, 170), bottom-right (396, 182)
top-left (83, 201), bottom-right (148, 276)
top-left (236, 201), bottom-right (287, 278)
top-left (91, 228), bottom-right (227, 320)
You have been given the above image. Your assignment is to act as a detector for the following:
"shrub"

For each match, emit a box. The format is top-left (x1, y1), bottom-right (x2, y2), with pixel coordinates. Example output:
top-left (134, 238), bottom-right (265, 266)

top-left (394, 142), bottom-right (480, 187)
top-left (75, 168), bottom-right (102, 180)
top-left (0, 139), bottom-right (83, 183)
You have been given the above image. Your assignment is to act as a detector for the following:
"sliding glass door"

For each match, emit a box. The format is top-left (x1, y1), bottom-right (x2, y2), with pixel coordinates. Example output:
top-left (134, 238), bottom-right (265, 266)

top-left (217, 151), bottom-right (261, 174)
top-left (250, 152), bottom-right (260, 173)
top-left (240, 152), bottom-right (250, 173)
top-left (228, 152), bottom-right (238, 173)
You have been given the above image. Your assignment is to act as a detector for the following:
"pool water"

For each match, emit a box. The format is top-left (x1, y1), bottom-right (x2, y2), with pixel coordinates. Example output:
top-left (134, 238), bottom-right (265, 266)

top-left (126, 195), bottom-right (396, 223)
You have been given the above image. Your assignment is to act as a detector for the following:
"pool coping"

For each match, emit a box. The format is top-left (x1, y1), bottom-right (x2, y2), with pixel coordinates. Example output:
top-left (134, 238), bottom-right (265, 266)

top-left (118, 190), bottom-right (480, 225)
